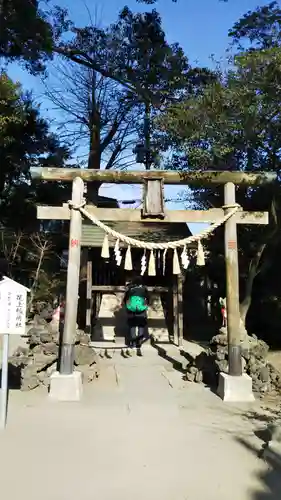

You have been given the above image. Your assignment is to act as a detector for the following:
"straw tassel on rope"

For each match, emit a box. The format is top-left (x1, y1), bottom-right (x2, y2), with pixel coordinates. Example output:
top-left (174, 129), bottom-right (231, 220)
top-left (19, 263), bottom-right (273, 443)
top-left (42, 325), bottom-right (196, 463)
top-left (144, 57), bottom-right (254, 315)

top-left (163, 249), bottom-right (167, 276)
top-left (101, 234), bottom-right (110, 259)
top-left (196, 240), bottom-right (205, 266)
top-left (141, 250), bottom-right (147, 276)
top-left (114, 239), bottom-right (122, 266)
top-left (157, 250), bottom-right (161, 271)
top-left (148, 250), bottom-right (156, 276)
top-left (181, 245), bottom-right (190, 269)
top-left (173, 249), bottom-right (181, 275)
top-left (124, 246), bottom-right (133, 270)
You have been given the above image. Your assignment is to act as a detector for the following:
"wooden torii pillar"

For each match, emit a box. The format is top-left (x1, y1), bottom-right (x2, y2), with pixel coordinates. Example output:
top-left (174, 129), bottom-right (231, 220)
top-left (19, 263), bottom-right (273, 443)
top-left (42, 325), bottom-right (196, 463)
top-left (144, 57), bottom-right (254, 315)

top-left (173, 274), bottom-right (184, 348)
top-left (30, 167), bottom-right (275, 393)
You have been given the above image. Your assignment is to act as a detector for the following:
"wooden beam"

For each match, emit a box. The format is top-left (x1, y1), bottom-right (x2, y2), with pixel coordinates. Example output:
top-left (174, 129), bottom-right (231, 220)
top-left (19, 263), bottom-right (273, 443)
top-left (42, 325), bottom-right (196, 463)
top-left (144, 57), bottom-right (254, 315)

top-left (37, 205), bottom-right (269, 225)
top-left (85, 258), bottom-right (92, 335)
top-left (91, 285), bottom-right (169, 293)
top-left (60, 177), bottom-right (84, 375)
top-left (173, 282), bottom-right (179, 346)
top-left (224, 182), bottom-right (242, 377)
top-left (95, 292), bottom-right (101, 319)
top-left (30, 167), bottom-right (277, 186)
top-left (177, 275), bottom-right (184, 348)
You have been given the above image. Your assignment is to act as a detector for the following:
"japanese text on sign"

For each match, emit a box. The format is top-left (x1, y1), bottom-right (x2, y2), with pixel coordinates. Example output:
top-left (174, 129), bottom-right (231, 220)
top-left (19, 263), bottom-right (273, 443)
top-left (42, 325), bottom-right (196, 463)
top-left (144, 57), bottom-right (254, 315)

top-left (0, 280), bottom-right (28, 335)
top-left (15, 293), bottom-right (24, 328)
top-left (7, 291), bottom-right (11, 330)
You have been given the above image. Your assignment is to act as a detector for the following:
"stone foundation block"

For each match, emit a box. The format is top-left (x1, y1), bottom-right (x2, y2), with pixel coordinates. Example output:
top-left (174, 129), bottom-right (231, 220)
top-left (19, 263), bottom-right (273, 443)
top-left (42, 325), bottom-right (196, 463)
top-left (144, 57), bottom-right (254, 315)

top-left (217, 373), bottom-right (255, 402)
top-left (49, 371), bottom-right (82, 401)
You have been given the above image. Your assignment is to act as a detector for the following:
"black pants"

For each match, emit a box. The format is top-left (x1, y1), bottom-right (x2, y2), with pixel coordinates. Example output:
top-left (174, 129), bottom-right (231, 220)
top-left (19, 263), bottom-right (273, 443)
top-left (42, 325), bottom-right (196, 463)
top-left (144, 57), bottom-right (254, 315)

top-left (127, 314), bottom-right (148, 348)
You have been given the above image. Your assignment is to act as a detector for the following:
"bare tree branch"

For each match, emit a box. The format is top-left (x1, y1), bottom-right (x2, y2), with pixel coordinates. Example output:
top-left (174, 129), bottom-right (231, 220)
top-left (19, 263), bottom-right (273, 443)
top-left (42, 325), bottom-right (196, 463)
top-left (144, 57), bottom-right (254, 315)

top-left (42, 58), bottom-right (140, 174)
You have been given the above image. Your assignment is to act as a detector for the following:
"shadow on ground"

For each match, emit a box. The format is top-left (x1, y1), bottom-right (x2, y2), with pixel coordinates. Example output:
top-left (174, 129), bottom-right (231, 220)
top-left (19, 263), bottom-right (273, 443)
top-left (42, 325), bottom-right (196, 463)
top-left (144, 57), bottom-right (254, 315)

top-left (151, 338), bottom-right (186, 374)
top-left (236, 405), bottom-right (281, 500)
top-left (242, 407), bottom-right (281, 446)
top-left (236, 436), bottom-right (281, 500)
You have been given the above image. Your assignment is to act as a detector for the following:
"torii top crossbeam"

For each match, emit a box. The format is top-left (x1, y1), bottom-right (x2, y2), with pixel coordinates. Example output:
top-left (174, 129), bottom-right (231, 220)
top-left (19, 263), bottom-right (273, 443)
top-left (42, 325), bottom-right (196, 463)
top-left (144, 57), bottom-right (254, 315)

top-left (30, 167), bottom-right (277, 187)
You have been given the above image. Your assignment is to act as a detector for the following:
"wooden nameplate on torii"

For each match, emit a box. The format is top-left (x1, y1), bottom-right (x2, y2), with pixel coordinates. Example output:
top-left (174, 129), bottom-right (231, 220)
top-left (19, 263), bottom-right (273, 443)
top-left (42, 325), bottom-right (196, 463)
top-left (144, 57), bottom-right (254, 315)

top-left (141, 178), bottom-right (165, 219)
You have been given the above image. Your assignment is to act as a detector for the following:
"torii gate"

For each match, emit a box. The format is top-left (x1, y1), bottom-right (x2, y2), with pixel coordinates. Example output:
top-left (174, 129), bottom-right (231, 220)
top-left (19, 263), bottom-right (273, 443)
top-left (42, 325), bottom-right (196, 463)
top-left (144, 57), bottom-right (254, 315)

top-left (30, 167), bottom-right (276, 402)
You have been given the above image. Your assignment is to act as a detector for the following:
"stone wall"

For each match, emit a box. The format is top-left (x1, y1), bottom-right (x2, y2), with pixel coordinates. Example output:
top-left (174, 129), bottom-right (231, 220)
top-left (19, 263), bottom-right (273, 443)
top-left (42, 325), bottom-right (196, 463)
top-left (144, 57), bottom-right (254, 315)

top-left (185, 328), bottom-right (281, 397)
top-left (8, 316), bottom-right (100, 391)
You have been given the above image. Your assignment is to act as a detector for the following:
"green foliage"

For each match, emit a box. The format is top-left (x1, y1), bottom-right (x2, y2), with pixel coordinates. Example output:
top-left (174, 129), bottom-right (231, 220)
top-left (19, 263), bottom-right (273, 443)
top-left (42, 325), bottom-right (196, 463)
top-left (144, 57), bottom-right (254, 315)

top-left (31, 269), bottom-right (63, 304)
top-left (159, 46), bottom-right (281, 173)
top-left (0, 72), bottom-right (69, 302)
top-left (0, 72), bottom-right (70, 229)
top-left (56, 7), bottom-right (191, 106)
top-left (229, 1), bottom-right (281, 50)
top-left (157, 5), bottom-right (281, 332)
top-left (0, 0), bottom-right (54, 72)
top-left (0, 73), bottom-right (24, 138)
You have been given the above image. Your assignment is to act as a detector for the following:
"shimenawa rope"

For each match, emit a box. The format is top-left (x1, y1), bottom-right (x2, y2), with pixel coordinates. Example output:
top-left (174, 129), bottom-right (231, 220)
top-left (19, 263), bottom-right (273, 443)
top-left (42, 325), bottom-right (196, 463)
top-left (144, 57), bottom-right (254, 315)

top-left (68, 200), bottom-right (241, 251)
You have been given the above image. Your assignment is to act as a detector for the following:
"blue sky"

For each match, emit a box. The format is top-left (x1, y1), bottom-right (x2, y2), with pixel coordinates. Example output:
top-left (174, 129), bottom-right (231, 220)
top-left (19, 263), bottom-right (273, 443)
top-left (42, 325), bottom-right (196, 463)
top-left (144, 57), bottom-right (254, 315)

top-left (5, 0), bottom-right (262, 233)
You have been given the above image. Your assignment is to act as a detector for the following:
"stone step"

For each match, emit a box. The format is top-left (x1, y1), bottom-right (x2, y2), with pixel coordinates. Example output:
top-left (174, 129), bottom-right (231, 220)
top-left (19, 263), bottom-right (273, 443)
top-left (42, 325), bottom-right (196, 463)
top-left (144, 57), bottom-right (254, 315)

top-left (90, 339), bottom-right (154, 351)
top-left (152, 340), bottom-right (205, 372)
top-left (153, 342), bottom-right (189, 372)
top-left (90, 340), bottom-right (161, 360)
top-left (90, 339), bottom-right (205, 372)
top-left (90, 341), bottom-right (185, 369)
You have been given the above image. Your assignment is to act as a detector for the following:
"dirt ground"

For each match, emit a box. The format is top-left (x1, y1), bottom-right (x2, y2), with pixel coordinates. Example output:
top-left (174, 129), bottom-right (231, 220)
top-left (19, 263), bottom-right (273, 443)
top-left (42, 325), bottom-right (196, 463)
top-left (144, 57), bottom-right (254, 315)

top-left (0, 344), bottom-right (280, 500)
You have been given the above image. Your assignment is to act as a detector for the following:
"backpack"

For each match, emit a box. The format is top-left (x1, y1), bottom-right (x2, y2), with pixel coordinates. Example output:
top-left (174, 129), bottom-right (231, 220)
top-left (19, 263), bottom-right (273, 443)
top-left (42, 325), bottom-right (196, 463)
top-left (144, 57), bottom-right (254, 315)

top-left (126, 295), bottom-right (148, 313)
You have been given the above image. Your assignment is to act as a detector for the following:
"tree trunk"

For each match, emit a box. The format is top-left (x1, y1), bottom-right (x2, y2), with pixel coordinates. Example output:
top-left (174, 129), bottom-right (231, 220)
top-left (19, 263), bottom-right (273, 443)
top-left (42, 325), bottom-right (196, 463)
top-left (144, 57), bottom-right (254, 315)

top-left (87, 70), bottom-right (101, 171)
top-left (87, 125), bottom-right (101, 170)
top-left (239, 266), bottom-right (257, 325)
top-left (27, 244), bottom-right (46, 313)
top-left (239, 243), bottom-right (266, 326)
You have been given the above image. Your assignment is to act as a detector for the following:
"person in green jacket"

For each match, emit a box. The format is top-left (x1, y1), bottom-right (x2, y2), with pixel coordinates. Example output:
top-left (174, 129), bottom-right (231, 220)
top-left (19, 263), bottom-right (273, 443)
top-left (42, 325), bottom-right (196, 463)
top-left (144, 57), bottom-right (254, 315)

top-left (123, 275), bottom-right (150, 356)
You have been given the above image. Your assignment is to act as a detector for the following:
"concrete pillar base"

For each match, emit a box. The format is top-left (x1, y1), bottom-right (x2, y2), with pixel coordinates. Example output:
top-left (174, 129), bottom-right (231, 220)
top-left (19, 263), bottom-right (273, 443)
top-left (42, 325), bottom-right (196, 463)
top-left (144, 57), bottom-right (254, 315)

top-left (217, 373), bottom-right (255, 402)
top-left (49, 371), bottom-right (82, 401)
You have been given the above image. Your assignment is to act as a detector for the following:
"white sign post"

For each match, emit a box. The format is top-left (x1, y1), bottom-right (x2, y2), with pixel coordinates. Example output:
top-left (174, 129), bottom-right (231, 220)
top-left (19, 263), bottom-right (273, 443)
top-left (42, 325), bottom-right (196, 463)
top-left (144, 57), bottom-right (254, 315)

top-left (0, 277), bottom-right (29, 429)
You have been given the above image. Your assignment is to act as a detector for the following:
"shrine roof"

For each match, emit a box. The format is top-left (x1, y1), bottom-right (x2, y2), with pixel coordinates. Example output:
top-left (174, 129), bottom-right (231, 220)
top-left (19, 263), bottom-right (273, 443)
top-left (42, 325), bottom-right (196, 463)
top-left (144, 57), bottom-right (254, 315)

top-left (81, 220), bottom-right (192, 248)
